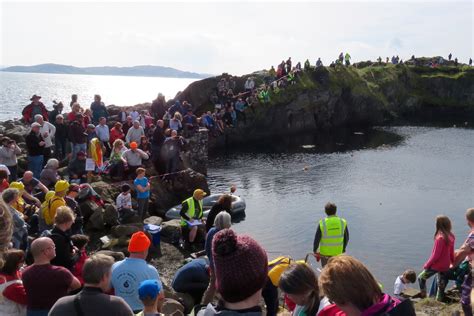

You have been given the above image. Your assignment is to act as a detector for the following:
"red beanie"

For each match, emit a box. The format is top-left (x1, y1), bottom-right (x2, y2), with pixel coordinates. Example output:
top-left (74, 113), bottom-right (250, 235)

top-left (212, 229), bottom-right (268, 303)
top-left (128, 231), bottom-right (151, 253)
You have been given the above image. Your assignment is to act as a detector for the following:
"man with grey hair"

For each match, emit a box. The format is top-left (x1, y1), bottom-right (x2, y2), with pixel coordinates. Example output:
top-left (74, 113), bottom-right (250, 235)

top-left (125, 120), bottom-right (145, 144)
top-left (49, 254), bottom-right (133, 316)
top-left (22, 237), bottom-right (81, 315)
top-left (35, 114), bottom-right (56, 164)
top-left (202, 211), bottom-right (232, 304)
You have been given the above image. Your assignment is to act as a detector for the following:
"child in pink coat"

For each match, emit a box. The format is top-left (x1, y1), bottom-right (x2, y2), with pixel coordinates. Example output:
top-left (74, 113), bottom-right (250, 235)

top-left (418, 215), bottom-right (455, 301)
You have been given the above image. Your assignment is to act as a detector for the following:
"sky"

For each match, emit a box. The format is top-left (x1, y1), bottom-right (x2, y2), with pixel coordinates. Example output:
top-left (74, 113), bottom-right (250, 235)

top-left (0, 0), bottom-right (473, 75)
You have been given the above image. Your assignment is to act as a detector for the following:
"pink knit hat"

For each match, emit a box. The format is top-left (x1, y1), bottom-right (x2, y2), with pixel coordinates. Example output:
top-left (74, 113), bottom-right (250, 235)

top-left (212, 229), bottom-right (268, 303)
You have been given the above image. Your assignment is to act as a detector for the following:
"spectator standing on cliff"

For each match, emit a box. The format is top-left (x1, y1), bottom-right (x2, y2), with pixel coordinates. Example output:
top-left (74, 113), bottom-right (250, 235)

top-left (198, 229), bottom-right (268, 316)
top-left (344, 52), bottom-right (351, 66)
top-left (470, 58), bottom-right (473, 66)
top-left (67, 103), bottom-right (82, 122)
top-left (68, 151), bottom-right (87, 184)
top-left (22, 95), bottom-right (49, 124)
top-left (53, 115), bottom-right (68, 161)
top-left (162, 130), bottom-right (184, 180)
top-left (49, 101), bottom-right (63, 125)
top-left (454, 58), bottom-right (459, 66)
top-left (0, 137), bottom-right (21, 181)
top-left (316, 58), bottom-right (323, 67)
top-left (448, 53), bottom-right (452, 61)
top-left (69, 114), bottom-right (87, 158)
top-left (151, 120), bottom-right (165, 163)
top-left (183, 108), bottom-right (198, 136)
top-left (22, 237), bottom-right (81, 316)
top-left (126, 121), bottom-right (145, 145)
top-left (110, 122), bottom-right (125, 146)
top-left (70, 94), bottom-right (78, 108)
top-left (122, 116), bottom-right (134, 136)
top-left (95, 117), bottom-right (111, 155)
top-left (111, 231), bottom-right (161, 313)
top-left (338, 52), bottom-right (344, 64)
top-left (234, 98), bottom-right (247, 125)
top-left (313, 202), bottom-right (349, 267)
top-left (26, 123), bottom-right (45, 179)
top-left (286, 57), bottom-right (292, 73)
top-left (134, 168), bottom-right (150, 219)
top-left (304, 59), bottom-right (311, 71)
top-left (244, 77), bottom-right (255, 93)
top-left (151, 93), bottom-right (167, 120)
top-left (90, 95), bottom-right (109, 124)
top-left (168, 100), bottom-right (184, 117)
top-left (35, 114), bottom-right (56, 164)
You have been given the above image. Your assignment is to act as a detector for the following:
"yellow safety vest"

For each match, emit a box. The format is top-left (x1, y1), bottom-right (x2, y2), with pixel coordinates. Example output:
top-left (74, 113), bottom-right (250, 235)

top-left (267, 256), bottom-right (306, 287)
top-left (180, 197), bottom-right (203, 226)
top-left (319, 216), bottom-right (346, 256)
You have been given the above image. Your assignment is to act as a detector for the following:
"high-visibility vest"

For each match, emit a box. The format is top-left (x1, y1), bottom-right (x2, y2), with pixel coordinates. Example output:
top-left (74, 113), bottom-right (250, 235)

top-left (180, 197), bottom-right (203, 226)
top-left (319, 216), bottom-right (346, 256)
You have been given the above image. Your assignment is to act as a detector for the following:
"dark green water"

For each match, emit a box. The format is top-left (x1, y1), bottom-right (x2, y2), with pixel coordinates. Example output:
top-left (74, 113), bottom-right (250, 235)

top-left (207, 126), bottom-right (474, 293)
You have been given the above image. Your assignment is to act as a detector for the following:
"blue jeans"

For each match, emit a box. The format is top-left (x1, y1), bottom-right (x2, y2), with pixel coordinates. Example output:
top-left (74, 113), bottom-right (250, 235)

top-left (72, 143), bottom-right (87, 158)
top-left (7, 165), bottom-right (17, 181)
top-left (27, 155), bottom-right (44, 179)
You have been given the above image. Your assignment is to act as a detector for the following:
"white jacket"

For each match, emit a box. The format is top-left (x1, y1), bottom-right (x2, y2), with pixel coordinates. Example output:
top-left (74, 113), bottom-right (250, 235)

top-left (39, 121), bottom-right (56, 148)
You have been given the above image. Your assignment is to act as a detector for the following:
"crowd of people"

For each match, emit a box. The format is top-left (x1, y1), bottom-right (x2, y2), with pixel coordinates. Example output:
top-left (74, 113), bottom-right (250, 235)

top-left (0, 54), bottom-right (474, 316)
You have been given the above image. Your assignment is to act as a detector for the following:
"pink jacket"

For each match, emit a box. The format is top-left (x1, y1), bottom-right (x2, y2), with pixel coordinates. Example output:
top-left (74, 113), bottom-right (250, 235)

top-left (423, 233), bottom-right (455, 272)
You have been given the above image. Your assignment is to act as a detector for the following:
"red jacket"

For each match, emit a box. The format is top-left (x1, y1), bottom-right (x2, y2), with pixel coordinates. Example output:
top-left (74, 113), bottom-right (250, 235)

top-left (424, 233), bottom-right (455, 272)
top-left (0, 271), bottom-right (27, 305)
top-left (109, 127), bottom-right (125, 145)
top-left (72, 249), bottom-right (88, 285)
top-left (22, 102), bottom-right (49, 123)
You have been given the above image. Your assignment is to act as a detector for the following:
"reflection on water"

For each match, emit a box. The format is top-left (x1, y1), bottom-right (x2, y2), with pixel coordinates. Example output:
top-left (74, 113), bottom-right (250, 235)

top-left (207, 127), bottom-right (474, 292)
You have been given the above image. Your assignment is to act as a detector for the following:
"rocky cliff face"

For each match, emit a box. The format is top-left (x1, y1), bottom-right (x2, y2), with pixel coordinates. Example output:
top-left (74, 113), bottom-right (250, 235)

top-left (176, 64), bottom-right (474, 146)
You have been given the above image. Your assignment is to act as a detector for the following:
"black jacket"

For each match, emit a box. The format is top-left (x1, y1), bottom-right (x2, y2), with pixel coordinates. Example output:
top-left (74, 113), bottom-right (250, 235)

top-left (152, 126), bottom-right (165, 147)
top-left (25, 132), bottom-right (44, 156)
top-left (50, 226), bottom-right (75, 271)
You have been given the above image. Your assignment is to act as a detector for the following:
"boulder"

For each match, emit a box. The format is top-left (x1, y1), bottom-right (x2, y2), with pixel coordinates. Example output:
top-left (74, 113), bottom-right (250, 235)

top-left (160, 219), bottom-right (181, 243)
top-left (110, 224), bottom-right (141, 238)
top-left (103, 204), bottom-right (119, 226)
top-left (95, 250), bottom-right (125, 262)
top-left (150, 168), bottom-right (209, 213)
top-left (86, 207), bottom-right (104, 231)
top-left (161, 298), bottom-right (185, 316)
top-left (4, 125), bottom-right (29, 143)
top-left (143, 216), bottom-right (163, 226)
top-left (90, 181), bottom-right (123, 204)
top-left (79, 200), bottom-right (101, 223)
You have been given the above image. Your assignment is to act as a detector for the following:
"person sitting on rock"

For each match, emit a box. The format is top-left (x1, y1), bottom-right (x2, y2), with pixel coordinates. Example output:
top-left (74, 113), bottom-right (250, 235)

top-left (123, 142), bottom-right (149, 178)
top-left (169, 112), bottom-right (183, 132)
top-left (49, 254), bottom-right (133, 316)
top-left (49, 101), bottom-right (63, 125)
top-left (40, 158), bottom-right (60, 189)
top-left (116, 184), bottom-right (135, 223)
top-left (69, 114), bottom-right (88, 158)
top-left (162, 130), bottom-right (184, 182)
top-left (197, 229), bottom-right (268, 316)
top-left (111, 231), bottom-right (161, 313)
top-left (180, 189), bottom-right (206, 247)
top-left (136, 279), bottom-right (165, 316)
top-left (68, 151), bottom-right (87, 184)
top-left (183, 108), bottom-right (198, 137)
top-left (138, 136), bottom-right (152, 159)
top-left (22, 95), bottom-right (49, 124)
top-left (65, 184), bottom-right (83, 235)
top-left (172, 258), bottom-right (210, 304)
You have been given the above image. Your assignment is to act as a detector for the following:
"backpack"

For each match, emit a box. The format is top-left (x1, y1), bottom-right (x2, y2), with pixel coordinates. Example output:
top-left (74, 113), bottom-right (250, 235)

top-left (41, 197), bottom-right (63, 226)
top-left (267, 256), bottom-right (292, 287)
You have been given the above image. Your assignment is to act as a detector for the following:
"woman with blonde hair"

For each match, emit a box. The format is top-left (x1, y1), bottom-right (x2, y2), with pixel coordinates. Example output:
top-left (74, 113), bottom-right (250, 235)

top-left (169, 112), bottom-right (182, 132)
top-left (109, 139), bottom-right (127, 180)
top-left (319, 255), bottom-right (415, 316)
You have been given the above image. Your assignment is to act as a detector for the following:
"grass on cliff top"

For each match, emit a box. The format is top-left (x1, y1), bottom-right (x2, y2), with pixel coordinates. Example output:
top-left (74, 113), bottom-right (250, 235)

top-left (415, 298), bottom-right (463, 316)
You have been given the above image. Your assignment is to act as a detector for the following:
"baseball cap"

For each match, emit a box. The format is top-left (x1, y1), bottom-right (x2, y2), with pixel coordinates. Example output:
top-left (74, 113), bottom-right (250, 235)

top-left (138, 279), bottom-right (161, 300)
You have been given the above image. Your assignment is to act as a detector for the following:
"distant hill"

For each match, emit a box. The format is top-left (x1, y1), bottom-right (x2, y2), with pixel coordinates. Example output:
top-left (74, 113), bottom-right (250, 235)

top-left (1, 63), bottom-right (212, 79)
